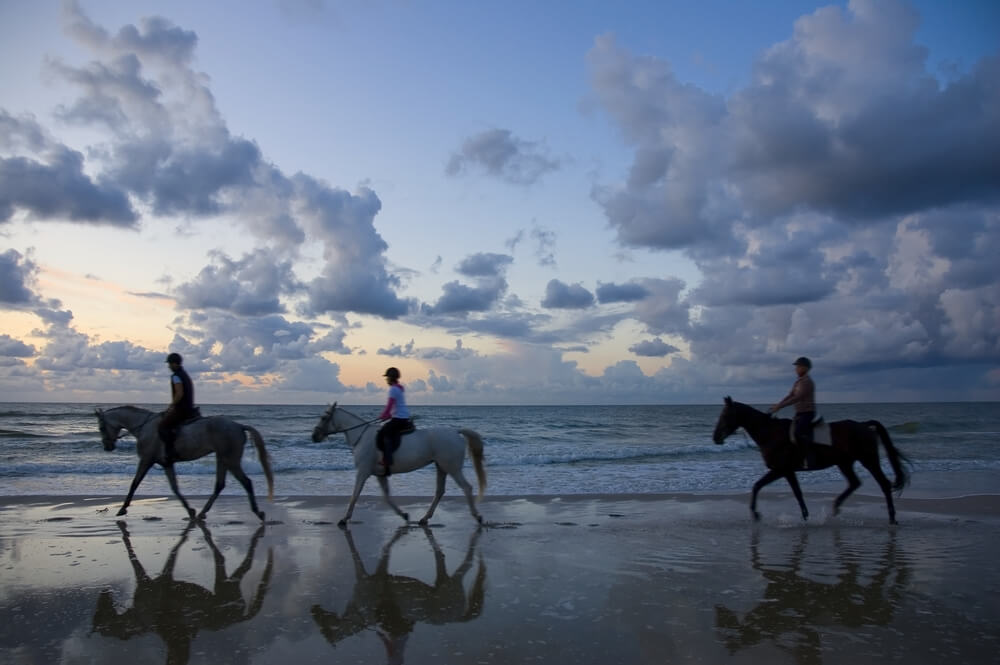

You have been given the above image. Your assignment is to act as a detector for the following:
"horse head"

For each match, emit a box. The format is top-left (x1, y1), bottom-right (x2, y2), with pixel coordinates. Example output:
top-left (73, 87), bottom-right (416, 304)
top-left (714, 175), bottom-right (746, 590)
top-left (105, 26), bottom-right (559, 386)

top-left (95, 408), bottom-right (119, 451)
top-left (311, 402), bottom-right (337, 443)
top-left (713, 396), bottom-right (737, 445)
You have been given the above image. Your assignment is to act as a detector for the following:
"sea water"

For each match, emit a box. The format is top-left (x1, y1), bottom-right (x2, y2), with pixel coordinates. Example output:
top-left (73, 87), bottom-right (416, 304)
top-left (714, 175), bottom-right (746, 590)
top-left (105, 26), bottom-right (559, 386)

top-left (0, 402), bottom-right (997, 498)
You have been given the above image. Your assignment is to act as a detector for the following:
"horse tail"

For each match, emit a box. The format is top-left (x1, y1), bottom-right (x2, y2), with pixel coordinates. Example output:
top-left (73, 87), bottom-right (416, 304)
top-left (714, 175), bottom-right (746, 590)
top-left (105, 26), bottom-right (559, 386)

top-left (867, 420), bottom-right (910, 492)
top-left (244, 425), bottom-right (274, 501)
top-left (459, 428), bottom-right (487, 501)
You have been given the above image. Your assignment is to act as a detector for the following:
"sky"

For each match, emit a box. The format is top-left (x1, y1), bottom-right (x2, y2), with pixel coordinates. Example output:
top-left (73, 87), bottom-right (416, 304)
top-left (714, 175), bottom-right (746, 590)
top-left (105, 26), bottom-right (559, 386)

top-left (0, 0), bottom-right (998, 406)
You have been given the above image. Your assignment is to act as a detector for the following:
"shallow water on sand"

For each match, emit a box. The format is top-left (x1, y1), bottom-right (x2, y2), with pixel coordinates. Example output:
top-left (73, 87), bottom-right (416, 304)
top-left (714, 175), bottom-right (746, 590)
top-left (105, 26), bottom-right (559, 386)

top-left (1, 495), bottom-right (998, 664)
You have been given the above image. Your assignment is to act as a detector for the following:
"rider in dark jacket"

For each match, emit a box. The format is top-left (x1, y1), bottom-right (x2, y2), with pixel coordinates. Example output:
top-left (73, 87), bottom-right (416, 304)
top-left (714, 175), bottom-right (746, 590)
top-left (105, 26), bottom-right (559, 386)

top-left (158, 353), bottom-right (196, 462)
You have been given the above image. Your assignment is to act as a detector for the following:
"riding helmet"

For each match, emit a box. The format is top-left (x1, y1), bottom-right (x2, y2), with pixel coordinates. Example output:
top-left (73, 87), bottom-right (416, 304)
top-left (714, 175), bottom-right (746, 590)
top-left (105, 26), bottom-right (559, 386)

top-left (793, 356), bottom-right (812, 369)
top-left (383, 367), bottom-right (401, 380)
top-left (166, 352), bottom-right (183, 365)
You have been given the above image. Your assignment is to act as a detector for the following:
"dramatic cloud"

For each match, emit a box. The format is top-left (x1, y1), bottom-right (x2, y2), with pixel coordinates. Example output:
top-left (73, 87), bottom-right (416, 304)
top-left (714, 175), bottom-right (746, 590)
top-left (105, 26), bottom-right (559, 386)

top-left (629, 337), bottom-right (679, 357)
top-left (586, 0), bottom-right (1000, 396)
top-left (0, 334), bottom-right (36, 358)
top-left (595, 281), bottom-right (650, 304)
top-left (541, 279), bottom-right (595, 309)
top-left (423, 252), bottom-right (513, 316)
top-left (174, 249), bottom-right (300, 316)
top-left (446, 128), bottom-right (559, 185)
top-left (0, 249), bottom-right (41, 306)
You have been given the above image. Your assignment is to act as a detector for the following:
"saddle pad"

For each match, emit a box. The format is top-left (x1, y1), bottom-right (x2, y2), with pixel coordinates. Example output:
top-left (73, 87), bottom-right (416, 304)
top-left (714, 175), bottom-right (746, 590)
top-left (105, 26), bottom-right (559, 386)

top-left (789, 417), bottom-right (831, 446)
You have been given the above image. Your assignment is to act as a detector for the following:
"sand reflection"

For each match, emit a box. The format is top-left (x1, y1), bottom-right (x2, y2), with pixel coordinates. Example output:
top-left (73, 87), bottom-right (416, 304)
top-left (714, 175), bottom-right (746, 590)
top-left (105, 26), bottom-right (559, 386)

top-left (312, 525), bottom-right (486, 663)
top-left (715, 528), bottom-right (909, 664)
top-left (91, 520), bottom-right (273, 665)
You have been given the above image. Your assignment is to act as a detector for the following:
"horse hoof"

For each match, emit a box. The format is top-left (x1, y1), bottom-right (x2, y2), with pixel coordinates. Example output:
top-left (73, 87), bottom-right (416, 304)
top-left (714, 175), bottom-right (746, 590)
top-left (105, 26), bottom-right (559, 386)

top-left (116, 508), bottom-right (127, 517)
top-left (256, 511), bottom-right (265, 522)
top-left (338, 519), bottom-right (348, 527)
top-left (752, 511), bottom-right (761, 522)
top-left (418, 517), bottom-right (429, 526)
top-left (476, 514), bottom-right (483, 524)
top-left (402, 513), bottom-right (410, 522)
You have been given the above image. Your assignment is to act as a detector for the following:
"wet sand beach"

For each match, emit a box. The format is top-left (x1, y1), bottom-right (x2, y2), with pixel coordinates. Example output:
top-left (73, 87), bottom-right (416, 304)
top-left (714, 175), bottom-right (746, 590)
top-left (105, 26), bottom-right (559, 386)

top-left (2, 492), bottom-right (999, 665)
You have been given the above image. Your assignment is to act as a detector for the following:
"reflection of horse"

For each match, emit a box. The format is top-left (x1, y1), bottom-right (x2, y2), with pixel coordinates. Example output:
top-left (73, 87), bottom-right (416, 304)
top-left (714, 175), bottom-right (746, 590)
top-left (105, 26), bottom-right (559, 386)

top-left (95, 405), bottom-right (274, 520)
top-left (715, 529), bottom-right (909, 664)
top-left (311, 526), bottom-right (486, 663)
top-left (92, 521), bottom-right (274, 665)
top-left (712, 397), bottom-right (909, 523)
top-left (311, 403), bottom-right (487, 525)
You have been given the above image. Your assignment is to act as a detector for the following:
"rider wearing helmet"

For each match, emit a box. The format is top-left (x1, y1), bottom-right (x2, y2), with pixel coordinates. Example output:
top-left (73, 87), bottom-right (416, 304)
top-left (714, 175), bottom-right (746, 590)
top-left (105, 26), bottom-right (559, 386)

top-left (376, 367), bottom-right (411, 476)
top-left (768, 357), bottom-right (816, 468)
top-left (158, 352), bottom-right (197, 463)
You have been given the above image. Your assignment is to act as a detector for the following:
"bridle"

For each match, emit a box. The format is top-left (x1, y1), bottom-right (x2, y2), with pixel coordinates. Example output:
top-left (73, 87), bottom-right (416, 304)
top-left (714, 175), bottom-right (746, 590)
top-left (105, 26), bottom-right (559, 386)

top-left (317, 406), bottom-right (380, 448)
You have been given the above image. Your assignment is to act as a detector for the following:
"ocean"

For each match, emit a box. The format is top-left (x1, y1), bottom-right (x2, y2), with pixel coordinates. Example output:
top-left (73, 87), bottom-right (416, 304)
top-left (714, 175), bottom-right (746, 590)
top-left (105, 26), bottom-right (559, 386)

top-left (1, 402), bottom-right (998, 499)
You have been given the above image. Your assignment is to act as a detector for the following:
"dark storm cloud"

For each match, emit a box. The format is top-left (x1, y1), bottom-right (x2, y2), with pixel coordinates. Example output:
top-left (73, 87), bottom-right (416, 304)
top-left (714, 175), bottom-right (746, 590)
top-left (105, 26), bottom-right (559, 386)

top-left (541, 279), bottom-right (595, 309)
top-left (445, 128), bottom-right (559, 185)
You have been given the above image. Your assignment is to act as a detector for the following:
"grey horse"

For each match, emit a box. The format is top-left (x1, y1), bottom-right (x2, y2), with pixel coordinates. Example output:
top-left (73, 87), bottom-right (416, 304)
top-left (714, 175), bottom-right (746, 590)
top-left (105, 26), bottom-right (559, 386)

top-left (311, 402), bottom-right (486, 526)
top-left (96, 405), bottom-right (274, 521)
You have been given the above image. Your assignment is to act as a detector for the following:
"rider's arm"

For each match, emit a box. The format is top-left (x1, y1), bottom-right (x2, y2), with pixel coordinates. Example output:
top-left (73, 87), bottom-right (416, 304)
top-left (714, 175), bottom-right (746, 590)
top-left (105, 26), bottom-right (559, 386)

top-left (379, 397), bottom-right (395, 420)
top-left (169, 377), bottom-right (184, 409)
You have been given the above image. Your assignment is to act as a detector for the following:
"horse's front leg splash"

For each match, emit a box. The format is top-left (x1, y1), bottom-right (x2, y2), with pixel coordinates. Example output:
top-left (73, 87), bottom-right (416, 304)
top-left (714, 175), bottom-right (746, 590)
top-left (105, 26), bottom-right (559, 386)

top-left (785, 473), bottom-right (809, 521)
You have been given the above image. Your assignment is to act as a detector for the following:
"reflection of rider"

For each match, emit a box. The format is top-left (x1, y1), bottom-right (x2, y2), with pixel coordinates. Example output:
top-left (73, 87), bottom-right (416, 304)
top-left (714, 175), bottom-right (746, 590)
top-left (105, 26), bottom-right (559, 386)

top-left (376, 367), bottom-right (411, 477)
top-left (311, 525), bottom-right (485, 663)
top-left (92, 520), bottom-right (272, 665)
top-left (715, 528), bottom-right (908, 662)
top-left (158, 353), bottom-right (196, 462)
top-left (768, 356), bottom-right (816, 468)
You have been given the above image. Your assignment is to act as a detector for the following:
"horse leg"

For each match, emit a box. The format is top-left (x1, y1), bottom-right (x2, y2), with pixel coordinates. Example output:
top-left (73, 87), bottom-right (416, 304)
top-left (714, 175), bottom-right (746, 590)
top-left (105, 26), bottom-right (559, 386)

top-left (750, 469), bottom-right (783, 521)
top-left (339, 473), bottom-right (369, 526)
top-left (860, 458), bottom-right (899, 525)
top-left (833, 463), bottom-right (862, 517)
top-left (449, 468), bottom-right (482, 524)
top-left (226, 464), bottom-right (264, 522)
top-left (118, 459), bottom-right (155, 516)
top-left (162, 465), bottom-right (197, 520)
top-left (418, 465), bottom-right (448, 525)
top-left (784, 472), bottom-right (809, 521)
top-left (375, 475), bottom-right (410, 524)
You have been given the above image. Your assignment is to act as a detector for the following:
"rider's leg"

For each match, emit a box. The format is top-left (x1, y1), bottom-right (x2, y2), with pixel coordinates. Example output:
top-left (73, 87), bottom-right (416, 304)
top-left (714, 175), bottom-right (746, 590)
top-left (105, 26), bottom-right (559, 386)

top-left (794, 411), bottom-right (815, 468)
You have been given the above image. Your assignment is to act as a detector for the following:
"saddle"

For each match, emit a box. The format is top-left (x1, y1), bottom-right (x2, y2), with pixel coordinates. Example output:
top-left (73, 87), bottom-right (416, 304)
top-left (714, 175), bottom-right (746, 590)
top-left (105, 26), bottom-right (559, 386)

top-left (378, 419), bottom-right (416, 453)
top-left (789, 415), bottom-right (831, 446)
top-left (160, 407), bottom-right (202, 446)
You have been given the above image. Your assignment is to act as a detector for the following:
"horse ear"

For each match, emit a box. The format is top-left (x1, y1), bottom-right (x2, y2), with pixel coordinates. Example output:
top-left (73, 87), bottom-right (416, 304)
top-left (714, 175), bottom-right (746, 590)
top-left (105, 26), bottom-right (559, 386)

top-left (724, 396), bottom-right (732, 404)
top-left (332, 401), bottom-right (337, 408)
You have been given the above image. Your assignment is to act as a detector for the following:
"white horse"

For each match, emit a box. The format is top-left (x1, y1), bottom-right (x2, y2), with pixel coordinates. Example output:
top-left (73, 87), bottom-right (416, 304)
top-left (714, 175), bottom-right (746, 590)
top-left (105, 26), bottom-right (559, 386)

top-left (95, 405), bottom-right (274, 521)
top-left (310, 403), bottom-right (486, 526)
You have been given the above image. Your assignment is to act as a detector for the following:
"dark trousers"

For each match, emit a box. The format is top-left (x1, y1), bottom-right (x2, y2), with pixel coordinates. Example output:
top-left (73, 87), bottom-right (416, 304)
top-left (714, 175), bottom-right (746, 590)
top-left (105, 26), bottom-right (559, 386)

top-left (158, 409), bottom-right (193, 456)
top-left (376, 418), bottom-right (410, 467)
top-left (794, 411), bottom-right (815, 465)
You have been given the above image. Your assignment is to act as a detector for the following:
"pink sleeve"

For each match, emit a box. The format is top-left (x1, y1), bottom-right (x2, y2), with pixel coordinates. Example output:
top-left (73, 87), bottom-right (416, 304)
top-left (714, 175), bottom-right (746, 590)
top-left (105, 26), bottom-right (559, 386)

top-left (380, 397), bottom-right (395, 420)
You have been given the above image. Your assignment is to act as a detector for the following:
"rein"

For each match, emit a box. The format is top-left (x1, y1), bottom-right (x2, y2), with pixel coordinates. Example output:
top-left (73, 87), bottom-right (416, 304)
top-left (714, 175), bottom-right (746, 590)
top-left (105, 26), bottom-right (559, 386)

top-left (324, 414), bottom-right (381, 449)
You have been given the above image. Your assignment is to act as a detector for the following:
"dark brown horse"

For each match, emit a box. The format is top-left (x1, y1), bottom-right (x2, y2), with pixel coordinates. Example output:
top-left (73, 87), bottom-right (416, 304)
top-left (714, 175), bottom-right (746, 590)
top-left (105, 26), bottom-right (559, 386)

top-left (712, 397), bottom-right (909, 524)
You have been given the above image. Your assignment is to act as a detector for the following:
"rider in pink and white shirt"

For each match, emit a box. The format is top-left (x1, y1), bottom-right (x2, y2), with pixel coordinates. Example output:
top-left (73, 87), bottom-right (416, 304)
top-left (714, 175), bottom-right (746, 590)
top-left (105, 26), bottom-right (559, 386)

top-left (376, 367), bottom-right (411, 476)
